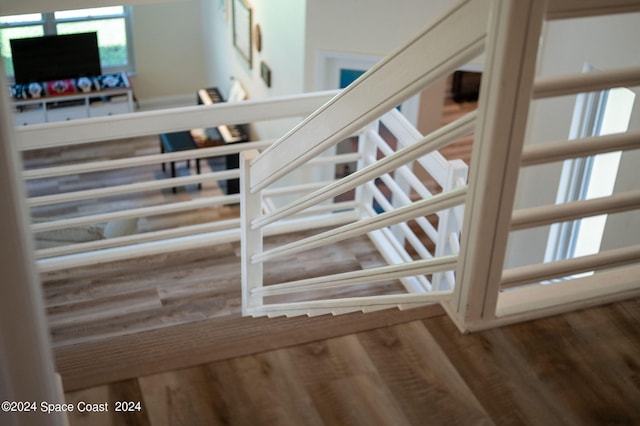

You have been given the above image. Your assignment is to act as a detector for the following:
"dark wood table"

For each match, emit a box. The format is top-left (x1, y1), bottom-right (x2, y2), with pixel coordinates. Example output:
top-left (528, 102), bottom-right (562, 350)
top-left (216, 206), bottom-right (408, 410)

top-left (159, 131), bottom-right (203, 193)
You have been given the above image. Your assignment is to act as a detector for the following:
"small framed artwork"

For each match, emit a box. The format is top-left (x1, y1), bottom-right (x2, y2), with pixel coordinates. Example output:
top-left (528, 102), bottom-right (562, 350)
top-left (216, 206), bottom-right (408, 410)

top-left (260, 61), bottom-right (271, 87)
top-left (232, 0), bottom-right (252, 68)
top-left (254, 24), bottom-right (262, 52)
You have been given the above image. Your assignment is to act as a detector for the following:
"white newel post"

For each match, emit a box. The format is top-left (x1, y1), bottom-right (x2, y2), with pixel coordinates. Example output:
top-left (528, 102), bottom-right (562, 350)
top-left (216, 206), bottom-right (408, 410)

top-left (453, 0), bottom-right (546, 329)
top-left (0, 66), bottom-right (66, 425)
top-left (240, 150), bottom-right (264, 316)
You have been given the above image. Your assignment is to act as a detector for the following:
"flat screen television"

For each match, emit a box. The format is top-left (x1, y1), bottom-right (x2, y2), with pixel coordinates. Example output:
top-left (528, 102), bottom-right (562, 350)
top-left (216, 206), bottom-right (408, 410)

top-left (10, 32), bottom-right (101, 84)
top-left (451, 70), bottom-right (481, 103)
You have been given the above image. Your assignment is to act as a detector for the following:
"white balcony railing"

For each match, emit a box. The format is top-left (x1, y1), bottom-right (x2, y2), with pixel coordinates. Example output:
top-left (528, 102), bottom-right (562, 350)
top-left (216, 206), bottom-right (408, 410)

top-left (19, 91), bottom-right (342, 272)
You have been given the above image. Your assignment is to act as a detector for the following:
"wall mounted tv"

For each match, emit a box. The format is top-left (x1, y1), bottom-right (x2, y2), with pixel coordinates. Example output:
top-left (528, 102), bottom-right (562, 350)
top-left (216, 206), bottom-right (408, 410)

top-left (10, 32), bottom-right (101, 84)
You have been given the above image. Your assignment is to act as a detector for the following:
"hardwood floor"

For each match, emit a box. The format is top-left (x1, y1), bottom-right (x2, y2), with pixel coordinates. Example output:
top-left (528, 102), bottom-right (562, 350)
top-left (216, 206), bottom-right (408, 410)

top-left (44, 232), bottom-right (411, 349)
top-left (62, 299), bottom-right (640, 426)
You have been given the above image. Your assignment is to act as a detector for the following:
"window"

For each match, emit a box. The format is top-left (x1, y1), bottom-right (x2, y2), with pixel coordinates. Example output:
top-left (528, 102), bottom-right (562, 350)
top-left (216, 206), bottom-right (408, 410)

top-left (545, 68), bottom-right (636, 274)
top-left (1, 6), bottom-right (134, 79)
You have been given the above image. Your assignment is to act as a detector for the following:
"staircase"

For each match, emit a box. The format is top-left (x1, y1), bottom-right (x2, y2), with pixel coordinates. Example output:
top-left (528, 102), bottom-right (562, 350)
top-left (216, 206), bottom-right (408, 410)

top-left (9, 0), bottom-right (640, 333)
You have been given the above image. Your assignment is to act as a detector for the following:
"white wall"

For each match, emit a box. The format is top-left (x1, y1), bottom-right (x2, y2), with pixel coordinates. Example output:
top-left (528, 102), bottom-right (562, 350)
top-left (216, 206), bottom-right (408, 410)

top-left (131, 0), bottom-right (207, 108)
top-left (202, 0), bottom-right (306, 140)
top-left (201, 0), bottom-right (232, 94)
top-left (0, 0), bottom-right (179, 16)
top-left (303, 0), bottom-right (457, 93)
top-left (505, 12), bottom-right (640, 269)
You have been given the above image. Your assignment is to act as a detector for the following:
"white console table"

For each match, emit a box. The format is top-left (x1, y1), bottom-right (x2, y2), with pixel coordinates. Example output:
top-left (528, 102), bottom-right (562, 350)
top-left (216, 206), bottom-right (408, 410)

top-left (12, 87), bottom-right (134, 126)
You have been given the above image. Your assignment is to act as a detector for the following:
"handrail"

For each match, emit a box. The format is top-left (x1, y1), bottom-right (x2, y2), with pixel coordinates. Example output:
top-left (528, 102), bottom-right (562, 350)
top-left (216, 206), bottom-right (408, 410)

top-left (28, 169), bottom-right (236, 207)
top-left (253, 255), bottom-right (459, 297)
top-left (501, 244), bottom-right (640, 288)
top-left (367, 222), bottom-right (433, 293)
top-left (511, 191), bottom-right (640, 231)
top-left (249, 0), bottom-right (489, 192)
top-left (31, 196), bottom-right (236, 232)
top-left (521, 131), bottom-right (640, 166)
top-left (35, 219), bottom-right (240, 259)
top-left (22, 139), bottom-right (275, 180)
top-left (533, 66), bottom-right (640, 99)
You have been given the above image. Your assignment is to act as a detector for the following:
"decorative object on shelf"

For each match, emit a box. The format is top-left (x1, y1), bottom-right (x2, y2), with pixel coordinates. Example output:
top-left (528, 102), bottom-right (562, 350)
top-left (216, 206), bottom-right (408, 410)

top-left (10, 72), bottom-right (130, 100)
top-left (95, 72), bottom-right (129, 90)
top-left (46, 79), bottom-right (75, 96)
top-left (76, 77), bottom-right (93, 93)
top-left (254, 23), bottom-right (262, 52)
top-left (11, 72), bottom-right (134, 126)
top-left (260, 61), bottom-right (271, 88)
top-left (27, 83), bottom-right (43, 98)
top-left (232, 0), bottom-right (252, 68)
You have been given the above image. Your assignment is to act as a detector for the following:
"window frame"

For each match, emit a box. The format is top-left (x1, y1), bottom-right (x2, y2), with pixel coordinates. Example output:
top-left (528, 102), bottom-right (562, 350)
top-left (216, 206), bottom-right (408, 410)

top-left (1, 6), bottom-right (135, 80)
top-left (545, 75), bottom-right (635, 276)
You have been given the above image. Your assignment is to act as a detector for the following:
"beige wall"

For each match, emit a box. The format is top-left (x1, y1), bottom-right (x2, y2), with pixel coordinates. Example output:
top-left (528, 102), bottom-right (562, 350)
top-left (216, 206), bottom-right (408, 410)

top-left (204, 0), bottom-right (308, 99)
top-left (0, 0), bottom-right (178, 15)
top-left (303, 0), bottom-right (458, 92)
top-left (506, 12), bottom-right (640, 269)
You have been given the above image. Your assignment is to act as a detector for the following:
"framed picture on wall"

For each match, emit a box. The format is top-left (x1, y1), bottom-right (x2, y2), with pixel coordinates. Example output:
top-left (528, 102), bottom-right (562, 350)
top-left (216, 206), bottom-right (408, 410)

top-left (232, 0), bottom-right (252, 68)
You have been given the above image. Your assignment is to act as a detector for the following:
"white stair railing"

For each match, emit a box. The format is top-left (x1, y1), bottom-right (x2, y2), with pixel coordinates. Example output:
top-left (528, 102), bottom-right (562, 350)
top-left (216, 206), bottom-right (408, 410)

top-left (242, 0), bottom-right (640, 327)
top-left (247, 0), bottom-right (488, 194)
top-left (240, 0), bottom-right (486, 317)
top-left (241, 113), bottom-right (470, 317)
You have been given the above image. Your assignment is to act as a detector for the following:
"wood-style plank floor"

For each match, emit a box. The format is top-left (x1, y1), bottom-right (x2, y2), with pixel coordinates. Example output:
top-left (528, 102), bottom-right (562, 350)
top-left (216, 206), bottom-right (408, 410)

top-left (62, 299), bottom-right (640, 426)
